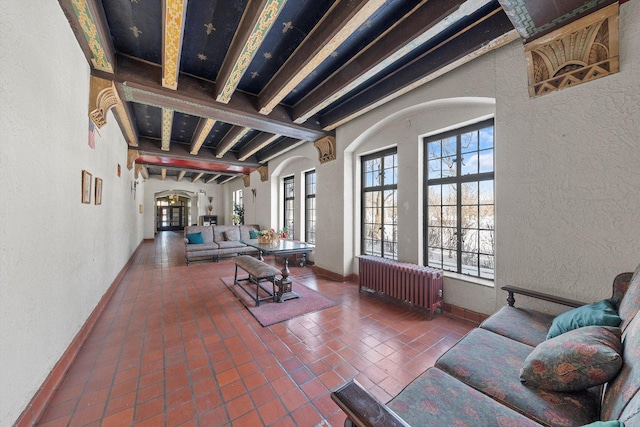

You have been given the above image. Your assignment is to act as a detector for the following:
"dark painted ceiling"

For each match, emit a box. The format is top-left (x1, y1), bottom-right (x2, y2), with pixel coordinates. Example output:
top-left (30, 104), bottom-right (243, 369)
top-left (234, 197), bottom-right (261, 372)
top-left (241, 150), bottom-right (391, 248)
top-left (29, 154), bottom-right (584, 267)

top-left (59, 0), bottom-right (617, 184)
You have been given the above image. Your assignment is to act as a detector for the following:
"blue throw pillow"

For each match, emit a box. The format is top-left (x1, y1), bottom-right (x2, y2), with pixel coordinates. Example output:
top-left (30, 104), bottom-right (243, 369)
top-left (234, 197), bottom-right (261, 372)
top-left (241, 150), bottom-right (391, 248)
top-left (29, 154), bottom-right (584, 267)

top-left (186, 231), bottom-right (204, 244)
top-left (580, 422), bottom-right (625, 427)
top-left (547, 298), bottom-right (621, 339)
top-left (249, 229), bottom-right (259, 239)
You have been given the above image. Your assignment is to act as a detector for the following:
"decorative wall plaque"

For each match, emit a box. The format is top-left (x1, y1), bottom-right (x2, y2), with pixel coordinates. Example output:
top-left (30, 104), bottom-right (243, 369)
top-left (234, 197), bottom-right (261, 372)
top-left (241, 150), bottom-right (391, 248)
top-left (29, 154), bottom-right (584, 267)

top-left (525, 3), bottom-right (619, 98)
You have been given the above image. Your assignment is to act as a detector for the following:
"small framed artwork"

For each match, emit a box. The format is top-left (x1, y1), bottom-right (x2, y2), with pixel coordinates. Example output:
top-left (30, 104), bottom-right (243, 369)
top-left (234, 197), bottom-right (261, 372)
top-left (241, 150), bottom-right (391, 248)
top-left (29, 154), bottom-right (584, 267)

top-left (95, 177), bottom-right (103, 205)
top-left (139, 204), bottom-right (144, 213)
top-left (117, 164), bottom-right (121, 177)
top-left (82, 170), bottom-right (92, 204)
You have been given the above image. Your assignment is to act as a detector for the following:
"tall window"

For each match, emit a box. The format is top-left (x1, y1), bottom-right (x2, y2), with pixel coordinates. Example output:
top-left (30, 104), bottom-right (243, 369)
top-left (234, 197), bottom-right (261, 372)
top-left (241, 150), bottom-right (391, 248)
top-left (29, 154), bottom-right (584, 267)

top-left (232, 189), bottom-right (243, 224)
top-left (362, 148), bottom-right (398, 260)
top-left (305, 170), bottom-right (316, 244)
top-left (283, 176), bottom-right (295, 238)
top-left (424, 119), bottom-right (494, 279)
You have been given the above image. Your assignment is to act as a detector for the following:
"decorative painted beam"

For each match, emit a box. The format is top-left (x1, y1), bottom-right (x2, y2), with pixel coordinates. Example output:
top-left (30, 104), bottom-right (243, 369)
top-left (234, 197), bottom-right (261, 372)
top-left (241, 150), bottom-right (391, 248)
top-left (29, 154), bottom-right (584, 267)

top-left (292, 0), bottom-right (489, 123)
top-left (205, 174), bottom-right (221, 183)
top-left (191, 172), bottom-right (204, 183)
top-left (190, 118), bottom-right (216, 155)
top-left (238, 133), bottom-right (280, 161)
top-left (61, 0), bottom-right (115, 73)
top-left (258, 0), bottom-right (386, 115)
top-left (102, 55), bottom-right (329, 142)
top-left (215, 126), bottom-right (250, 158)
top-left (161, 109), bottom-right (174, 151)
top-left (177, 170), bottom-right (186, 181)
top-left (321, 8), bottom-right (518, 130)
top-left (162, 0), bottom-right (189, 89)
top-left (216, 0), bottom-right (288, 104)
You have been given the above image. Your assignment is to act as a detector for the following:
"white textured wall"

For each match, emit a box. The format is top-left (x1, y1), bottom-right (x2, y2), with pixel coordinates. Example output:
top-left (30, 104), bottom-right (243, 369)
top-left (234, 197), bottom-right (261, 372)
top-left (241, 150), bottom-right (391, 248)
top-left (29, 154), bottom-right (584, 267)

top-left (0, 2), bottom-right (144, 425)
top-left (326, 1), bottom-right (640, 314)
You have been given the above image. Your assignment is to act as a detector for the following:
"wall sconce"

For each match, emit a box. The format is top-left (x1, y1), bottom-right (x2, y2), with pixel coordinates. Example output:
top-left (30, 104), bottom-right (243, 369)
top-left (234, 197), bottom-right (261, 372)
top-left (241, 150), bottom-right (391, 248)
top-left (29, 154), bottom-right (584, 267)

top-left (208, 196), bottom-right (213, 203)
top-left (251, 188), bottom-right (257, 200)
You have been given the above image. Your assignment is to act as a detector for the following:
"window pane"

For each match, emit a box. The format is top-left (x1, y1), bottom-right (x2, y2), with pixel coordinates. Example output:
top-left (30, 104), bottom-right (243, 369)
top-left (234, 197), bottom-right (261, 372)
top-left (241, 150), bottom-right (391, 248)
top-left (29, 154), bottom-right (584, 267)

top-left (442, 184), bottom-right (456, 205)
top-left (462, 252), bottom-right (479, 276)
top-left (442, 248), bottom-right (457, 272)
top-left (462, 229), bottom-right (478, 253)
top-left (479, 126), bottom-right (494, 149)
top-left (442, 206), bottom-right (457, 227)
top-left (428, 141), bottom-right (441, 159)
top-left (428, 185), bottom-right (441, 205)
top-left (442, 228), bottom-right (457, 250)
top-left (479, 205), bottom-right (494, 229)
top-left (428, 206), bottom-right (441, 226)
top-left (461, 131), bottom-right (478, 153)
top-left (428, 159), bottom-right (442, 179)
top-left (479, 180), bottom-right (494, 204)
top-left (461, 152), bottom-right (479, 175)
top-left (428, 227), bottom-right (442, 247)
top-left (442, 136), bottom-right (456, 156)
top-left (479, 149), bottom-right (494, 173)
top-left (462, 182), bottom-right (478, 205)
top-left (480, 254), bottom-right (495, 279)
top-left (442, 156), bottom-right (456, 177)
top-left (462, 205), bottom-right (478, 228)
top-left (428, 247), bottom-right (443, 268)
top-left (479, 230), bottom-right (494, 255)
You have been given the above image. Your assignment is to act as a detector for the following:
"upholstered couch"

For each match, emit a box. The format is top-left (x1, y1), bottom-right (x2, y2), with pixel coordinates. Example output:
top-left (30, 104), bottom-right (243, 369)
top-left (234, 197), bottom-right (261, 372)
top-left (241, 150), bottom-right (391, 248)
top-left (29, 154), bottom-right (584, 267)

top-left (333, 266), bottom-right (640, 427)
top-left (183, 224), bottom-right (260, 265)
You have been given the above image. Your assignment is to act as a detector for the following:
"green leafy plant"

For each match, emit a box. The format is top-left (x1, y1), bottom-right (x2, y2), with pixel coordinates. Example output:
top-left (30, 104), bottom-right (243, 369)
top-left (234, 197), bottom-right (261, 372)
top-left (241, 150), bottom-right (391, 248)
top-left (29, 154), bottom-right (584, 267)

top-left (233, 203), bottom-right (245, 225)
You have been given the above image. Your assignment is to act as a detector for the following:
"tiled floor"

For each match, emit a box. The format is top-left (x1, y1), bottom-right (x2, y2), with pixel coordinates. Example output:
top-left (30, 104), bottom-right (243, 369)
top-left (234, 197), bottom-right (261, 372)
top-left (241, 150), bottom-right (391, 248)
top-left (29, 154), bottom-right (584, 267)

top-left (37, 231), bottom-right (474, 426)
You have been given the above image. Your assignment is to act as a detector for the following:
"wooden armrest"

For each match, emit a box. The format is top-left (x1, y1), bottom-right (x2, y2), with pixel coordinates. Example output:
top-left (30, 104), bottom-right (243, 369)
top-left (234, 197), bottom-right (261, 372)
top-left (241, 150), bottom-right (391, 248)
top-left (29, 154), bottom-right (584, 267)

top-left (501, 285), bottom-right (586, 308)
top-left (331, 380), bottom-right (410, 427)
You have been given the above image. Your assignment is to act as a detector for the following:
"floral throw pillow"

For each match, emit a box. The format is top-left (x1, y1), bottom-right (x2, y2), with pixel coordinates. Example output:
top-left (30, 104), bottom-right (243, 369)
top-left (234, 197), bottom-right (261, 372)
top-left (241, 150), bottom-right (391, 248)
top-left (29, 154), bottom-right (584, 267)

top-left (520, 326), bottom-right (623, 391)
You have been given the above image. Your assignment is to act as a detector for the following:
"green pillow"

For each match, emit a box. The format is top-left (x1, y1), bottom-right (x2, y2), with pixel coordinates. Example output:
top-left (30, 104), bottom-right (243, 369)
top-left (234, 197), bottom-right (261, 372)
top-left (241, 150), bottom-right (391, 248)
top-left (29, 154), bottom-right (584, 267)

top-left (547, 299), bottom-right (621, 339)
top-left (186, 231), bottom-right (204, 244)
top-left (249, 229), bottom-right (259, 239)
top-left (520, 326), bottom-right (622, 391)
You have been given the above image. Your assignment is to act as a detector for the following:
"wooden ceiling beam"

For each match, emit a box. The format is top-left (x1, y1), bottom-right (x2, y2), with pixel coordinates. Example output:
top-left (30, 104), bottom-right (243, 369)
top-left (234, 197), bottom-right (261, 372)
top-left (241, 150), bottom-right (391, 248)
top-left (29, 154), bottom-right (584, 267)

top-left (205, 174), bottom-right (221, 184)
top-left (191, 172), bottom-right (204, 183)
top-left (320, 7), bottom-right (517, 130)
top-left (257, 0), bottom-right (386, 115)
top-left (215, 0), bottom-right (288, 103)
top-left (94, 54), bottom-right (330, 142)
top-left (190, 118), bottom-right (217, 155)
top-left (162, 0), bottom-right (189, 89)
top-left (177, 170), bottom-right (186, 182)
top-left (292, 0), bottom-right (478, 123)
top-left (238, 133), bottom-right (281, 161)
top-left (215, 126), bottom-right (251, 158)
top-left (161, 168), bottom-right (167, 181)
top-left (256, 137), bottom-right (306, 164)
top-left (161, 109), bottom-right (173, 151)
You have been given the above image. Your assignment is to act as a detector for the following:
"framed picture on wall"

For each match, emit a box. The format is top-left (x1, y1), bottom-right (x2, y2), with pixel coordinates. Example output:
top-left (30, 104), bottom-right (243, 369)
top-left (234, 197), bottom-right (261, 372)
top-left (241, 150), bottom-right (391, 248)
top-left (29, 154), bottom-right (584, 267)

top-left (82, 170), bottom-right (92, 204)
top-left (95, 177), bottom-right (103, 205)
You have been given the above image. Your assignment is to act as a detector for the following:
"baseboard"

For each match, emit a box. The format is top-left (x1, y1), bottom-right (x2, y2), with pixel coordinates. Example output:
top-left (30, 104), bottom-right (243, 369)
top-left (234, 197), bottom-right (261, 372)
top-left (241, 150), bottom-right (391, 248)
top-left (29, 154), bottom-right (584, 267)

top-left (442, 303), bottom-right (490, 325)
top-left (14, 240), bottom-right (144, 427)
top-left (311, 265), bottom-right (356, 282)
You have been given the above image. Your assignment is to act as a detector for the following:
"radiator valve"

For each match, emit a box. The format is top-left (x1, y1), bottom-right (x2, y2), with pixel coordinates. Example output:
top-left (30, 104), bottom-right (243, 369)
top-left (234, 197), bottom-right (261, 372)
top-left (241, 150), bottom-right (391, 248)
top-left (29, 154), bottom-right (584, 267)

top-left (437, 289), bottom-right (443, 298)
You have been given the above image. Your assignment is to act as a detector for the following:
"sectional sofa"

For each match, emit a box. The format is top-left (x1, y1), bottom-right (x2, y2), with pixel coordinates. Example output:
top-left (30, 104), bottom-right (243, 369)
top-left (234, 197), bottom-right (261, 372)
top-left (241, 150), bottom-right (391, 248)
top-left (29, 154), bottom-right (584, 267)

top-left (333, 266), bottom-right (640, 426)
top-left (183, 224), bottom-right (260, 265)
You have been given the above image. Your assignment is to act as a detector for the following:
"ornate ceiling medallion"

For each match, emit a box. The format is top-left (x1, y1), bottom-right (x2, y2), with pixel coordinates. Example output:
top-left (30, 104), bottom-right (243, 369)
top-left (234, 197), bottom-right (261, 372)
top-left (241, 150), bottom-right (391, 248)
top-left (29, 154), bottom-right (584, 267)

top-left (525, 3), bottom-right (619, 98)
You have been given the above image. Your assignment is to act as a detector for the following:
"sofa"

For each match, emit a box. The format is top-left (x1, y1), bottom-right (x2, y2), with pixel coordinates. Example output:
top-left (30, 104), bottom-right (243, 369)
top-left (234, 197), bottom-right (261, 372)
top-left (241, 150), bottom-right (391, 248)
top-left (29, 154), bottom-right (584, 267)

top-left (184, 224), bottom-right (260, 265)
top-left (332, 266), bottom-right (640, 427)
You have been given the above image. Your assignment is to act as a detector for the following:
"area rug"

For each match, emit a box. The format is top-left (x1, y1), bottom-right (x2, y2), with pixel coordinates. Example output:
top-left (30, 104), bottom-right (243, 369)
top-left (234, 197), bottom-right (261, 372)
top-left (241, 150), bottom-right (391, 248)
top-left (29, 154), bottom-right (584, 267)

top-left (220, 276), bottom-right (339, 327)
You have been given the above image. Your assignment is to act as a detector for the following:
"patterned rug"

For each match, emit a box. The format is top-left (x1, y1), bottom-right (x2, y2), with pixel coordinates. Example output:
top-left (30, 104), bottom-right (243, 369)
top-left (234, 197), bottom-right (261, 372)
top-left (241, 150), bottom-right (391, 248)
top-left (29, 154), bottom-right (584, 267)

top-left (220, 275), bottom-right (339, 327)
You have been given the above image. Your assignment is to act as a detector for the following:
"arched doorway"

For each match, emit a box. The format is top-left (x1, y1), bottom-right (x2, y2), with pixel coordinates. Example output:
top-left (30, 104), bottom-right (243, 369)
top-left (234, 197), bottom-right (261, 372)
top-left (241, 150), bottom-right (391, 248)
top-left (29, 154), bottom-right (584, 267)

top-left (155, 190), bottom-right (197, 232)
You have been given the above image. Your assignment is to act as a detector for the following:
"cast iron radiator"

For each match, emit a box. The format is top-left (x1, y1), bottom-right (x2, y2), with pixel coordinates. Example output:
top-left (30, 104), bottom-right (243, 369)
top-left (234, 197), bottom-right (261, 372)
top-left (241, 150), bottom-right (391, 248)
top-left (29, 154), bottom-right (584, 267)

top-left (358, 255), bottom-right (444, 319)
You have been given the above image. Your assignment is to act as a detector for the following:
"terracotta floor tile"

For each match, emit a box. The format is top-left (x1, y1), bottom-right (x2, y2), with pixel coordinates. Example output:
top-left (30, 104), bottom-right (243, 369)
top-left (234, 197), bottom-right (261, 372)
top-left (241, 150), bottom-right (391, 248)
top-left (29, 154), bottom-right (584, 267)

top-left (33, 231), bottom-right (473, 426)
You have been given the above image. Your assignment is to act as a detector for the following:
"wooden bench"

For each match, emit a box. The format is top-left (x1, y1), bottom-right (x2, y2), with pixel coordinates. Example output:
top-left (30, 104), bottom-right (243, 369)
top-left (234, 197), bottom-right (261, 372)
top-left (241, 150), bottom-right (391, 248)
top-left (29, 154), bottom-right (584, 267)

top-left (234, 255), bottom-right (281, 306)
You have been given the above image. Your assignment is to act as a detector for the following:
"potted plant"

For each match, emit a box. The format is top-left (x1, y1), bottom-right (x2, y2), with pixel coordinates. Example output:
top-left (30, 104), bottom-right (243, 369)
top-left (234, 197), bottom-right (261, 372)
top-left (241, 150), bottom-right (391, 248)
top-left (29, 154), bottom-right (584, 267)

top-left (233, 203), bottom-right (245, 225)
